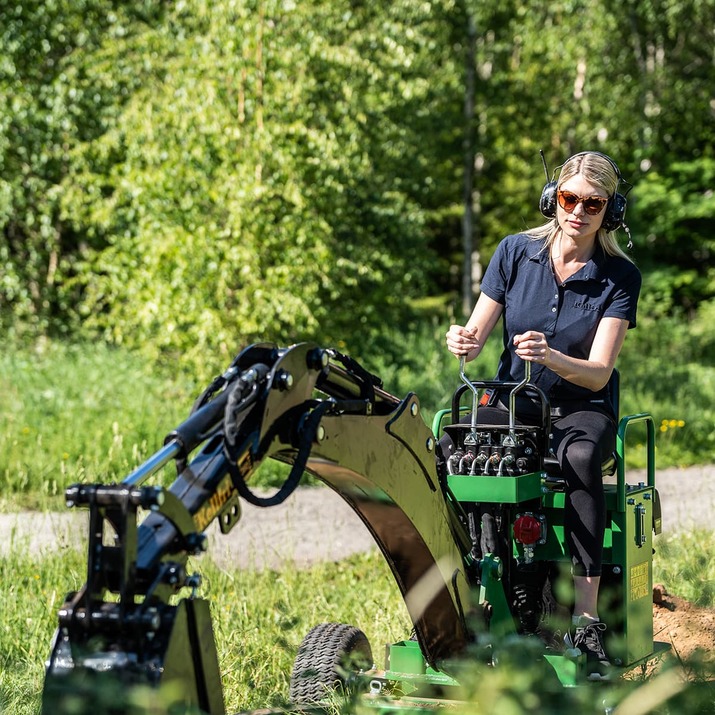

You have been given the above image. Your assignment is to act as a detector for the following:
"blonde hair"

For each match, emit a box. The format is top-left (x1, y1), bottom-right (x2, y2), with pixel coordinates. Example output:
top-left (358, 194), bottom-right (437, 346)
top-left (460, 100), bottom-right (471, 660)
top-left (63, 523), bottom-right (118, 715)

top-left (526, 152), bottom-right (632, 262)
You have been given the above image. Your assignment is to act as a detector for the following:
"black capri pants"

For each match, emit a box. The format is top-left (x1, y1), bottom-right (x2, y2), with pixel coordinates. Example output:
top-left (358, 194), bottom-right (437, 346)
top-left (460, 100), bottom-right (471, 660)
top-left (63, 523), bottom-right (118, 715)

top-left (439, 403), bottom-right (616, 578)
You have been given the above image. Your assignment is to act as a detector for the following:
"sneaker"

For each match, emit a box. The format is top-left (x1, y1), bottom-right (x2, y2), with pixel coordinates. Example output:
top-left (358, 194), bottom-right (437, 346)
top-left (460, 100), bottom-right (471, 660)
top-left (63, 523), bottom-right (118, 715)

top-left (565, 621), bottom-right (611, 679)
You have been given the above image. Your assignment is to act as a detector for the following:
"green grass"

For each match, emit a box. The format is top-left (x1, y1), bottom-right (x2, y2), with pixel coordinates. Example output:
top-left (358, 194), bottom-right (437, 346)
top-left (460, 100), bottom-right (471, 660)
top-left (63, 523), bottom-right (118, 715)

top-left (0, 545), bottom-right (412, 715)
top-left (0, 340), bottom-right (297, 509)
top-left (1, 531), bottom-right (713, 714)
top-left (0, 542), bottom-right (86, 715)
top-left (0, 340), bottom-right (192, 508)
top-left (653, 530), bottom-right (715, 608)
top-left (207, 551), bottom-right (411, 713)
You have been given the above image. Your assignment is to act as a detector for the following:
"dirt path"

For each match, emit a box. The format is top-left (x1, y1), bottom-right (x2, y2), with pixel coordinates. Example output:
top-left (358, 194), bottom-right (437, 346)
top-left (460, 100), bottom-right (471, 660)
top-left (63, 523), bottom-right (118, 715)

top-left (2, 464), bottom-right (714, 569)
top-left (2, 464), bottom-right (712, 569)
top-left (207, 463), bottom-right (715, 569)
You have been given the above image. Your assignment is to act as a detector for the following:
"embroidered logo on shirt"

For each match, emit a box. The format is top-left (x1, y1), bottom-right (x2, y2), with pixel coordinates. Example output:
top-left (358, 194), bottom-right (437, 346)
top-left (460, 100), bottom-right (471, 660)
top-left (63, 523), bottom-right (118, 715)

top-left (574, 301), bottom-right (600, 311)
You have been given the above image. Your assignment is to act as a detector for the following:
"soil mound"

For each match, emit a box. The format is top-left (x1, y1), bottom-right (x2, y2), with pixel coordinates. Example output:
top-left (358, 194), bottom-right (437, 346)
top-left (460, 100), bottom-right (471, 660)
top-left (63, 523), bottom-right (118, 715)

top-left (652, 585), bottom-right (715, 667)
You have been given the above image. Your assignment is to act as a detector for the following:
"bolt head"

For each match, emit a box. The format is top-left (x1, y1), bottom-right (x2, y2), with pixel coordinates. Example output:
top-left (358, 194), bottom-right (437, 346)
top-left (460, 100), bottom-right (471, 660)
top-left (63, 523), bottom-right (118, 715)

top-left (275, 370), bottom-right (294, 391)
top-left (308, 348), bottom-right (329, 370)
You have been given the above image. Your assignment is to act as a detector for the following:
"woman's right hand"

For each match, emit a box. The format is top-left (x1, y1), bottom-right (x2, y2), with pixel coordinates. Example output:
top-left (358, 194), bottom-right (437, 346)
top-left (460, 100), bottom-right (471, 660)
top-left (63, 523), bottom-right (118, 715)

top-left (445, 324), bottom-right (481, 360)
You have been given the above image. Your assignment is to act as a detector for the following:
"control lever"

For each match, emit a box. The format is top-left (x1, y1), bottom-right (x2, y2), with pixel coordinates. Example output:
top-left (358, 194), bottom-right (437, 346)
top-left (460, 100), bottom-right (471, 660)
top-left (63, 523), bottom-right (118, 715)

top-left (506, 361), bottom-right (532, 446)
top-left (458, 356), bottom-right (480, 446)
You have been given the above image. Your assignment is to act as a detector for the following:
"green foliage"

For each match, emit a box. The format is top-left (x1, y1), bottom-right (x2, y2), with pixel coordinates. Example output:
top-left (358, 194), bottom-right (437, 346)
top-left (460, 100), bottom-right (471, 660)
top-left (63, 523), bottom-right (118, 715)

top-left (631, 159), bottom-right (715, 314)
top-left (3, 0), bottom-right (715, 371)
top-left (2, 0), bottom-right (468, 374)
top-left (617, 300), bottom-right (715, 466)
top-left (363, 315), bottom-right (501, 424)
top-left (0, 339), bottom-right (191, 507)
top-left (0, 546), bottom-right (411, 715)
top-left (457, 0), bottom-right (714, 262)
top-left (0, 301), bottom-right (713, 510)
top-left (0, 338), bottom-right (309, 506)
top-left (0, 0), bottom-right (165, 331)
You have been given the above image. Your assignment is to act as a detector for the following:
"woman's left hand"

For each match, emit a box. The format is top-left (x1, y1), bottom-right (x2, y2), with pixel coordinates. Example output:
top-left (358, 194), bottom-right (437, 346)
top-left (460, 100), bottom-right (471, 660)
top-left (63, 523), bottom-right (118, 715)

top-left (513, 331), bottom-right (551, 364)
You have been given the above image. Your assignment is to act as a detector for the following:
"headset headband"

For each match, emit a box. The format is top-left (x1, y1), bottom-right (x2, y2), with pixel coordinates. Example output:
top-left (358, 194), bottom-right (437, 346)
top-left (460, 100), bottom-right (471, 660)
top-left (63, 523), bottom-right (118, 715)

top-left (555, 151), bottom-right (622, 189)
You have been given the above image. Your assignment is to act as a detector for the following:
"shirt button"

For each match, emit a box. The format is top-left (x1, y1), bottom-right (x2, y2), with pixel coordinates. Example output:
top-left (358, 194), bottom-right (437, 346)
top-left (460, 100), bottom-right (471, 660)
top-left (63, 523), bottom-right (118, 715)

top-left (554, 294), bottom-right (559, 299)
top-left (551, 307), bottom-right (557, 312)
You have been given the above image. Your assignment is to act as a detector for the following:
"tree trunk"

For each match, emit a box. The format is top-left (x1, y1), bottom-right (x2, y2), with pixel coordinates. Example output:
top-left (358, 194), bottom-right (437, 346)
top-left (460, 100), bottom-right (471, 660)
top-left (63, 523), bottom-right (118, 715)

top-left (461, 13), bottom-right (477, 318)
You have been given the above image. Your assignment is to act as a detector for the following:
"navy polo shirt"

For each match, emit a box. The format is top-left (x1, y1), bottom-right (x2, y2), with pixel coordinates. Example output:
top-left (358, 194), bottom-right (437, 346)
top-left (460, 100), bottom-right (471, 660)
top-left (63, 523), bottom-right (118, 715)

top-left (480, 233), bottom-right (641, 407)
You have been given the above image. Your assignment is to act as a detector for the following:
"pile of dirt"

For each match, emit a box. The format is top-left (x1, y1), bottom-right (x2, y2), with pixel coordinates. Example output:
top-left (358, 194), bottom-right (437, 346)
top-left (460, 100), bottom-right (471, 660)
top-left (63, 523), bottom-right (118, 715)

top-left (652, 584), bottom-right (715, 666)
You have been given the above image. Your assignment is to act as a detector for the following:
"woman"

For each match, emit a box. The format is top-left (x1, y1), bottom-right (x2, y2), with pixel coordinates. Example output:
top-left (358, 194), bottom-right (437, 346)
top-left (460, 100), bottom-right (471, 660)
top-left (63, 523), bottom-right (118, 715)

top-left (444, 151), bottom-right (641, 677)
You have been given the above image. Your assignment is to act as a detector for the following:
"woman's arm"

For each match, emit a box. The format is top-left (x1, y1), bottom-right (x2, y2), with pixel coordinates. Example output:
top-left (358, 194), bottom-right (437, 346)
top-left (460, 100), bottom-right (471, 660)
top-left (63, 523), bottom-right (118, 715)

top-left (445, 293), bottom-right (504, 362)
top-left (513, 316), bottom-right (630, 391)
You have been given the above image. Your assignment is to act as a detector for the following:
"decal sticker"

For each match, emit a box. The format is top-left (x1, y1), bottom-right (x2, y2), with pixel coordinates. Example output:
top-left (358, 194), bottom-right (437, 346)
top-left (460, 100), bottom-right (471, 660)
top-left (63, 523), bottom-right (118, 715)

top-left (194, 474), bottom-right (235, 533)
top-left (629, 561), bottom-right (650, 601)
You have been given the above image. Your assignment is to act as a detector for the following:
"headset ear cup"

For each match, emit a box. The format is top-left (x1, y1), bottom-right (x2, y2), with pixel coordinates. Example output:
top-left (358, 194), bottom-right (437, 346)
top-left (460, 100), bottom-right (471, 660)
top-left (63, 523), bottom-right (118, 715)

top-left (603, 193), bottom-right (627, 232)
top-left (540, 181), bottom-right (558, 218)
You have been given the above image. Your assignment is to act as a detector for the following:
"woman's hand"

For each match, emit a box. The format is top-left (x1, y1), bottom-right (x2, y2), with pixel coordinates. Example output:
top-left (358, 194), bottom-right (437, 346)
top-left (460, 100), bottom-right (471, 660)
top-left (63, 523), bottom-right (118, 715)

top-left (446, 324), bottom-right (481, 361)
top-left (513, 331), bottom-right (551, 364)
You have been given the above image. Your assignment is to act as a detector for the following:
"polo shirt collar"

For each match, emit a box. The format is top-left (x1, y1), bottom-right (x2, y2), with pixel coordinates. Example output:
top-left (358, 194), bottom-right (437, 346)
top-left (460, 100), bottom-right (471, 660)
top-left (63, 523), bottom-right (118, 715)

top-left (526, 236), bottom-right (608, 282)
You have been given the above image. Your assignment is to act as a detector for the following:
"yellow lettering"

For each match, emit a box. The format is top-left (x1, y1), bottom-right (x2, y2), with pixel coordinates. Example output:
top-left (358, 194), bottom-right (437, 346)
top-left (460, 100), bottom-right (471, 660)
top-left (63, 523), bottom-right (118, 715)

top-left (629, 562), bottom-right (650, 601)
top-left (193, 476), bottom-right (235, 534)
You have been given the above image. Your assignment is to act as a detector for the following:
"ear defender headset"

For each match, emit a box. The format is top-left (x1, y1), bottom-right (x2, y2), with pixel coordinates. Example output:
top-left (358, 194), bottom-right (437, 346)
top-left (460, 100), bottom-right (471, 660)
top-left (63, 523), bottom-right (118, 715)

top-left (539, 150), bottom-right (629, 233)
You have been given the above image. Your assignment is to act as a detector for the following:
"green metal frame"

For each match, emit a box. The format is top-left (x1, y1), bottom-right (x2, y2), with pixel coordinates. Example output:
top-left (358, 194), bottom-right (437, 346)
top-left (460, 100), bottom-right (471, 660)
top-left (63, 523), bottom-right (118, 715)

top-left (431, 407), bottom-right (465, 437)
top-left (447, 472), bottom-right (543, 503)
top-left (382, 640), bottom-right (461, 694)
top-left (616, 413), bottom-right (656, 511)
top-left (351, 379), bottom-right (662, 700)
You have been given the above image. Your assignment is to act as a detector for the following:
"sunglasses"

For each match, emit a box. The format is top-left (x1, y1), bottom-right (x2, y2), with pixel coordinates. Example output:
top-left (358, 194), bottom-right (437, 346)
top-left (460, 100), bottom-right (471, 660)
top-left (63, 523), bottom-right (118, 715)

top-left (557, 190), bottom-right (609, 215)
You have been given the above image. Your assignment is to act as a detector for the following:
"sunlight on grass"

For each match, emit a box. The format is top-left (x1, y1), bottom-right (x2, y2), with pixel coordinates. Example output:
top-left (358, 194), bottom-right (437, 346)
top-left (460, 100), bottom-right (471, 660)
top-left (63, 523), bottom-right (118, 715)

top-left (653, 529), bottom-right (715, 608)
top-left (2, 530), bottom-right (713, 713)
top-left (1, 323), bottom-right (714, 508)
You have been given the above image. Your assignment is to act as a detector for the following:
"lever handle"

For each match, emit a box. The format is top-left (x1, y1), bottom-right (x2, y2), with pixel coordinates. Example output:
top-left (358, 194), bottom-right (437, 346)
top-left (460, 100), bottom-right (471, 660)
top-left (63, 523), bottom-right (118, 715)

top-left (458, 355), bottom-right (479, 433)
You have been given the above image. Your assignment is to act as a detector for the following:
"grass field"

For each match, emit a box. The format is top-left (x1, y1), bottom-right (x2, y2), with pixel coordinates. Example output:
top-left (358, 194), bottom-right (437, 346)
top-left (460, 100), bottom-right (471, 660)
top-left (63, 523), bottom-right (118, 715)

top-left (0, 546), bottom-right (410, 714)
top-left (1, 529), bottom-right (713, 715)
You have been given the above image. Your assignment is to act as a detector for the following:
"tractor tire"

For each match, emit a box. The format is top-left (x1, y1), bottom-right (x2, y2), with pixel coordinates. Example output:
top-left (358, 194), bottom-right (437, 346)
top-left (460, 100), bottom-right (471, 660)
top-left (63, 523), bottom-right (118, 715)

top-left (289, 622), bottom-right (373, 705)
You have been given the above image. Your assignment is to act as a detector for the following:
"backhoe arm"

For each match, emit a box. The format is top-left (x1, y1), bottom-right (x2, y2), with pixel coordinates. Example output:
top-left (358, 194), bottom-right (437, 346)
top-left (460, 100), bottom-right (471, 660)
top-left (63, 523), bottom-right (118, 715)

top-left (43, 343), bottom-right (474, 713)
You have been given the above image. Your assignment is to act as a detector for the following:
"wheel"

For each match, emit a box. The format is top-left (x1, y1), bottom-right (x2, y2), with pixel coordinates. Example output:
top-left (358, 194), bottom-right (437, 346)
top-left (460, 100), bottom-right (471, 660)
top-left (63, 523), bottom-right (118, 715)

top-left (289, 622), bottom-right (373, 705)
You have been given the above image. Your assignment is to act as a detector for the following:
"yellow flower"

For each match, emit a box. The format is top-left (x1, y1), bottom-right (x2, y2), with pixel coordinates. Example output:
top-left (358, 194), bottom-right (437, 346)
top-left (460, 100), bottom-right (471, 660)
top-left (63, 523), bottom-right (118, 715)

top-left (660, 418), bottom-right (684, 433)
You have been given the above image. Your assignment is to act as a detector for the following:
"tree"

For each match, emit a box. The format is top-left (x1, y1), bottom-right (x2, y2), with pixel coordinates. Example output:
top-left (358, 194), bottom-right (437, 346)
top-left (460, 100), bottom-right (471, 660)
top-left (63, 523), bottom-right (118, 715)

top-left (0, 0), bottom-right (165, 331)
top-left (2, 0), bottom-right (714, 371)
top-left (49, 0), bottom-right (467, 373)
top-left (456, 0), bottom-right (715, 313)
